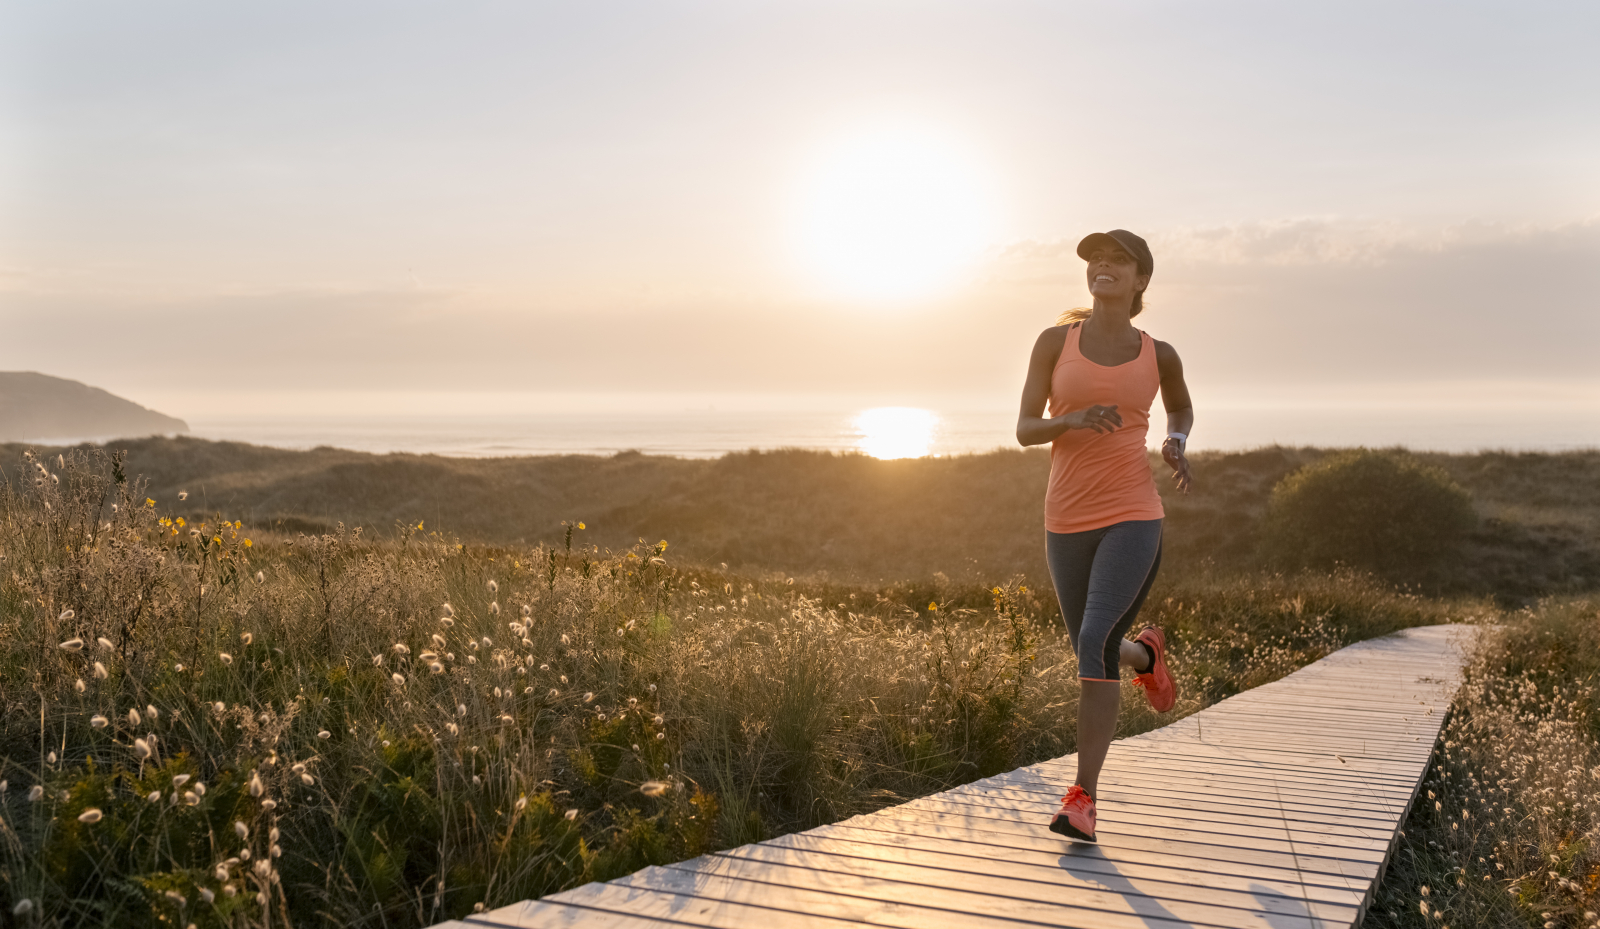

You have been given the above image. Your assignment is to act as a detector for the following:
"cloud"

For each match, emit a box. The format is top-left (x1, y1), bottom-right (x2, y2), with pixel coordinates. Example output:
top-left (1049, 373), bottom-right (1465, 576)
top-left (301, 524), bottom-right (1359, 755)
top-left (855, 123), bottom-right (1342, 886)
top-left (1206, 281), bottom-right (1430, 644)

top-left (3, 217), bottom-right (1596, 418)
top-left (984, 218), bottom-right (1600, 389)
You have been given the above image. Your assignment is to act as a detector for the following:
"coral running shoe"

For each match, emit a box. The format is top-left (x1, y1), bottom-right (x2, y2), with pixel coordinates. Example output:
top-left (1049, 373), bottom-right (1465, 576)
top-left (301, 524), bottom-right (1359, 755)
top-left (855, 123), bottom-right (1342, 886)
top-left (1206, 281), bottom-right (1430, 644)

top-left (1133, 626), bottom-right (1176, 712)
top-left (1049, 785), bottom-right (1097, 842)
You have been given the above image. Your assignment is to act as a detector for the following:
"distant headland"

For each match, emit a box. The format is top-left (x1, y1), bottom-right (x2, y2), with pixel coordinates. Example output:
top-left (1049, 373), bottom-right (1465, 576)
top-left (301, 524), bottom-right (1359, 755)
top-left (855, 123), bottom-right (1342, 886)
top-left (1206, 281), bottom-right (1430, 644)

top-left (0, 372), bottom-right (188, 442)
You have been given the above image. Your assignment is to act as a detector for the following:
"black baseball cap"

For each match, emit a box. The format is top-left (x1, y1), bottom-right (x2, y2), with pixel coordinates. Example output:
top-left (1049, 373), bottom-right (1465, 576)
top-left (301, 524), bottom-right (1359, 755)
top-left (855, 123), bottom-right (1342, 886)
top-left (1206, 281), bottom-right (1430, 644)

top-left (1076, 229), bottom-right (1152, 277)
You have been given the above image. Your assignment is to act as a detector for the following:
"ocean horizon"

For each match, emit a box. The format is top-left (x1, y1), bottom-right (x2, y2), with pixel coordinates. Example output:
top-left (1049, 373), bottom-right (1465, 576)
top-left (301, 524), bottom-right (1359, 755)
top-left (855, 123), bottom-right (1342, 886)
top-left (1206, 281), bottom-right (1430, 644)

top-left (154, 403), bottom-right (1600, 460)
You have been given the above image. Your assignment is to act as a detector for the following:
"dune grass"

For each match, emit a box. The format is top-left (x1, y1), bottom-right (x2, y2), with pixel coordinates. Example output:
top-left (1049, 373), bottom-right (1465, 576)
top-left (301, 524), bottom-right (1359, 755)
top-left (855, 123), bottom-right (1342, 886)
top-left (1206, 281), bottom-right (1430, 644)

top-left (0, 447), bottom-right (1487, 927)
top-left (1366, 598), bottom-right (1600, 929)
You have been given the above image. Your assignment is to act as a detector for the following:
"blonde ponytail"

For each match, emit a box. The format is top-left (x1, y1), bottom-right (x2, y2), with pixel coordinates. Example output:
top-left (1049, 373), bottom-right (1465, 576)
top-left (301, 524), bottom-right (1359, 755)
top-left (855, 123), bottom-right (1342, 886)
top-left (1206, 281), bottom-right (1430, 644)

top-left (1055, 289), bottom-right (1147, 326)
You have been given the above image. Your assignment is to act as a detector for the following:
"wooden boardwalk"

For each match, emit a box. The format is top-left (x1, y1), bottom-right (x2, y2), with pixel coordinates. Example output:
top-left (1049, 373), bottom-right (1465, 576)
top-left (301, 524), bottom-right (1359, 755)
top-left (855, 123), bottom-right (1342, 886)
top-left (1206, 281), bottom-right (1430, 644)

top-left (446, 624), bottom-right (1474, 929)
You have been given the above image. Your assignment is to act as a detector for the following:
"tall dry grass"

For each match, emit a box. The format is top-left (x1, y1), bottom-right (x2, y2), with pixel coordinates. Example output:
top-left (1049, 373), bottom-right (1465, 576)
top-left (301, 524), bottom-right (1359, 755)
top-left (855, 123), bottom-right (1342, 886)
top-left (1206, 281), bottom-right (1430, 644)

top-left (0, 449), bottom-right (1483, 927)
top-left (1367, 598), bottom-right (1600, 929)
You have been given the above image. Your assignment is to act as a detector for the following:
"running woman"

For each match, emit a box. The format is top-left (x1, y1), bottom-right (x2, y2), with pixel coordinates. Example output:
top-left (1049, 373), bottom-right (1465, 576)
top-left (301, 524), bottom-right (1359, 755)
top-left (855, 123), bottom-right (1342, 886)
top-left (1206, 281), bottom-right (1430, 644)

top-left (1015, 229), bottom-right (1194, 842)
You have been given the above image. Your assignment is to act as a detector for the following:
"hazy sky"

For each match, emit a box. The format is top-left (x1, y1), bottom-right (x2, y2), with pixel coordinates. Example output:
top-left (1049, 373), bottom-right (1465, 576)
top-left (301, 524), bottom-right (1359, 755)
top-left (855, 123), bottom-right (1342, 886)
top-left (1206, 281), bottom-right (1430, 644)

top-left (2, 1), bottom-right (1597, 419)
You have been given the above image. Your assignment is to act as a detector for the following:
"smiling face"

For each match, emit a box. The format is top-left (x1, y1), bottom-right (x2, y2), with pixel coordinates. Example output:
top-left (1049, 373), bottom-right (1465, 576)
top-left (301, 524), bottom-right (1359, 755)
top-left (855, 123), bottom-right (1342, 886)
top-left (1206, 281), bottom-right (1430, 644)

top-left (1085, 245), bottom-right (1150, 303)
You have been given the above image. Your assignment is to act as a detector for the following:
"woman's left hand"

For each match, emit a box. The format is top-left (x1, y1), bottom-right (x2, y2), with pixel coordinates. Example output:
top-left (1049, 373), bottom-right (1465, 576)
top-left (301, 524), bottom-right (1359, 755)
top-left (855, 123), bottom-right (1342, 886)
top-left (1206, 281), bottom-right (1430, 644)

top-left (1162, 437), bottom-right (1193, 494)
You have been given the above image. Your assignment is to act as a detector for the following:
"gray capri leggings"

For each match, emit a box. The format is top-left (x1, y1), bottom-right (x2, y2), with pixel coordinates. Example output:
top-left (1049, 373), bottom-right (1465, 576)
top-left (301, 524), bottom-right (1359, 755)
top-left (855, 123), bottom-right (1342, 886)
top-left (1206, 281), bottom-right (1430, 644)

top-left (1046, 518), bottom-right (1164, 681)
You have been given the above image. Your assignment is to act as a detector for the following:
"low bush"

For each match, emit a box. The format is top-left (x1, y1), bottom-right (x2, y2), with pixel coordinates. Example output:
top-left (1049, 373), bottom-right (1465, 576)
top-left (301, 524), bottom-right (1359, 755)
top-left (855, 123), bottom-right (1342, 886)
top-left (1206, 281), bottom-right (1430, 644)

top-left (1260, 448), bottom-right (1476, 582)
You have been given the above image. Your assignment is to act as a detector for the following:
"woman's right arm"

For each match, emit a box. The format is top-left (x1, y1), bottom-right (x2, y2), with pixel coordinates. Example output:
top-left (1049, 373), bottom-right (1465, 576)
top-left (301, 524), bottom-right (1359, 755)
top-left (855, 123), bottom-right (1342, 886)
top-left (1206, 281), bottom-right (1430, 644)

top-left (1017, 328), bottom-right (1115, 446)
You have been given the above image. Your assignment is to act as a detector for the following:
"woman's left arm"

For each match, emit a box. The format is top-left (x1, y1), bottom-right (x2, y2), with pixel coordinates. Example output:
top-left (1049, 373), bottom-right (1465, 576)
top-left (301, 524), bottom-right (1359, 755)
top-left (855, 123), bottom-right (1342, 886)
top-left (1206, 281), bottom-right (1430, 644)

top-left (1154, 340), bottom-right (1194, 494)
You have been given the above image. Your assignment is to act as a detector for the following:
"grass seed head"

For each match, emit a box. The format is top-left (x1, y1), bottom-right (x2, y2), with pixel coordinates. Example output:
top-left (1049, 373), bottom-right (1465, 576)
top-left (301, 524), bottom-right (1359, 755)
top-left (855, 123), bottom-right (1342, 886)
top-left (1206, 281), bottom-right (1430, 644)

top-left (59, 637), bottom-right (83, 652)
top-left (78, 807), bottom-right (103, 823)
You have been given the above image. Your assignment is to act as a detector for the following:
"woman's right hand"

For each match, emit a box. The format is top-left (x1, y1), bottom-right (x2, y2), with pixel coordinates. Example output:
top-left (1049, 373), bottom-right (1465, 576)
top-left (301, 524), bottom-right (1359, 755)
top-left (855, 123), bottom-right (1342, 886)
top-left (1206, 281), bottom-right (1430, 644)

top-left (1060, 404), bottom-right (1122, 434)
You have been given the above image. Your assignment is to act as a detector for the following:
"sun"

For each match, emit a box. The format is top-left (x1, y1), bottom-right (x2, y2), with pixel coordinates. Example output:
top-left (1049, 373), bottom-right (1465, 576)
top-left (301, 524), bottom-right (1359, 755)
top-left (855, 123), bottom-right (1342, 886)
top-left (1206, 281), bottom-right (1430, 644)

top-left (855, 407), bottom-right (938, 459)
top-left (792, 124), bottom-right (999, 303)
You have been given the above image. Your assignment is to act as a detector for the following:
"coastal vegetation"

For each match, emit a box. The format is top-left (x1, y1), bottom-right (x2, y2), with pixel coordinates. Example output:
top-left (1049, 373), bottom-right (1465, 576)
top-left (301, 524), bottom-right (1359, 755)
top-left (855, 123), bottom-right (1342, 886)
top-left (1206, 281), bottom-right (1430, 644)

top-left (0, 441), bottom-right (1593, 926)
top-left (1367, 598), bottom-right (1600, 929)
top-left (6, 437), bottom-right (1597, 597)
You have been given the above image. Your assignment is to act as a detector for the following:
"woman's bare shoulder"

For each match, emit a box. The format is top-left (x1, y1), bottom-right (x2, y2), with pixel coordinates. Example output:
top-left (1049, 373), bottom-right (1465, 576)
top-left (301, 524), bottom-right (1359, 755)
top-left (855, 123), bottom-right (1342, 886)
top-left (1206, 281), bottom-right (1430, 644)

top-left (1034, 324), bottom-right (1073, 349)
top-left (1153, 338), bottom-right (1184, 374)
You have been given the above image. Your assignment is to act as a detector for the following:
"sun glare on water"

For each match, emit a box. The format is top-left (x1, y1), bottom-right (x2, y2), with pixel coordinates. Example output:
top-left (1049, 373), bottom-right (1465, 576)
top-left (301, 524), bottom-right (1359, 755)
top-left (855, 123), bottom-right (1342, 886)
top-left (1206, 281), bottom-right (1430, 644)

top-left (855, 407), bottom-right (938, 459)
top-left (793, 124), bottom-right (998, 303)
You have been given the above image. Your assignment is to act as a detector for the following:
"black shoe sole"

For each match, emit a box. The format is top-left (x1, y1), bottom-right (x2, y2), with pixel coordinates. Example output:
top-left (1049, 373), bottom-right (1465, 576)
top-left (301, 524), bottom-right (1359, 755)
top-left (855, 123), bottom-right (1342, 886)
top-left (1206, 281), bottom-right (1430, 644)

top-left (1049, 816), bottom-right (1095, 842)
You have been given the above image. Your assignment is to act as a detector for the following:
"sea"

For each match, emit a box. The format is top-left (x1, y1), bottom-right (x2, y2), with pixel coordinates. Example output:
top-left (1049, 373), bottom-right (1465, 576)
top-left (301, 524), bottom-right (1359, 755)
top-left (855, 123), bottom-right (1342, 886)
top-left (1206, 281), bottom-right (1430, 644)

top-left (179, 403), bottom-right (1600, 460)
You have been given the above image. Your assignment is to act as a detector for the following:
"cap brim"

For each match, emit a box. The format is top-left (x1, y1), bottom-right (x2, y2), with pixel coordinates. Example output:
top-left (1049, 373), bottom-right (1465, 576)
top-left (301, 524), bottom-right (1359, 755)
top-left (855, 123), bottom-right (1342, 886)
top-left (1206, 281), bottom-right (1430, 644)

top-left (1076, 232), bottom-right (1130, 262)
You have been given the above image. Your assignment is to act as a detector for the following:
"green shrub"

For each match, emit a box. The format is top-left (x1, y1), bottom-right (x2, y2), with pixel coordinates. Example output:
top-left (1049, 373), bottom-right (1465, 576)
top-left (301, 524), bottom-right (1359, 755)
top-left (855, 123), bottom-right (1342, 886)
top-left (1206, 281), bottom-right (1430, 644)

top-left (1260, 448), bottom-right (1476, 580)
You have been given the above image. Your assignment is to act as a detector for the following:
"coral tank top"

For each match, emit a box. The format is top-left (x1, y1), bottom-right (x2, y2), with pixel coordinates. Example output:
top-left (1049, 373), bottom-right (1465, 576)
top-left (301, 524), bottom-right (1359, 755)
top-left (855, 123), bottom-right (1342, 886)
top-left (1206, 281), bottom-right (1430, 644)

top-left (1045, 323), bottom-right (1165, 533)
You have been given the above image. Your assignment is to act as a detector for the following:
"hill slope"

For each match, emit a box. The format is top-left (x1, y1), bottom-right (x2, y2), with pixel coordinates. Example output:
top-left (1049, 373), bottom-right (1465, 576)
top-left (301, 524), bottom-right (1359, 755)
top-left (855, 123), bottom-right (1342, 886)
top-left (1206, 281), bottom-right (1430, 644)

top-left (4, 437), bottom-right (1594, 599)
top-left (0, 372), bottom-right (188, 441)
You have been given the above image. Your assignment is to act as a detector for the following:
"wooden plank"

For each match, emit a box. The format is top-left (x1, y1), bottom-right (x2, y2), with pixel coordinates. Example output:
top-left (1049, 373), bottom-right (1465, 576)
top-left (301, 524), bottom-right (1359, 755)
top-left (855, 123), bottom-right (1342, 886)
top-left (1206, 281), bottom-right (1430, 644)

top-left (619, 862), bottom-right (1206, 929)
top-left (814, 817), bottom-right (1384, 891)
top-left (694, 842), bottom-right (1354, 929)
top-left (866, 800), bottom-right (1391, 864)
top-left (955, 778), bottom-right (1404, 826)
top-left (467, 899), bottom-right (687, 928)
top-left (1026, 748), bottom-right (1423, 790)
top-left (1068, 742), bottom-right (1428, 779)
top-left (1133, 730), bottom-right (1438, 761)
top-left (924, 787), bottom-right (1399, 842)
top-left (434, 624), bottom-right (1474, 929)
top-left (902, 793), bottom-right (1394, 851)
top-left (536, 881), bottom-right (886, 928)
top-left (995, 758), bottom-right (1419, 808)
top-left (826, 813), bottom-right (1383, 882)
top-left (772, 828), bottom-right (1370, 908)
